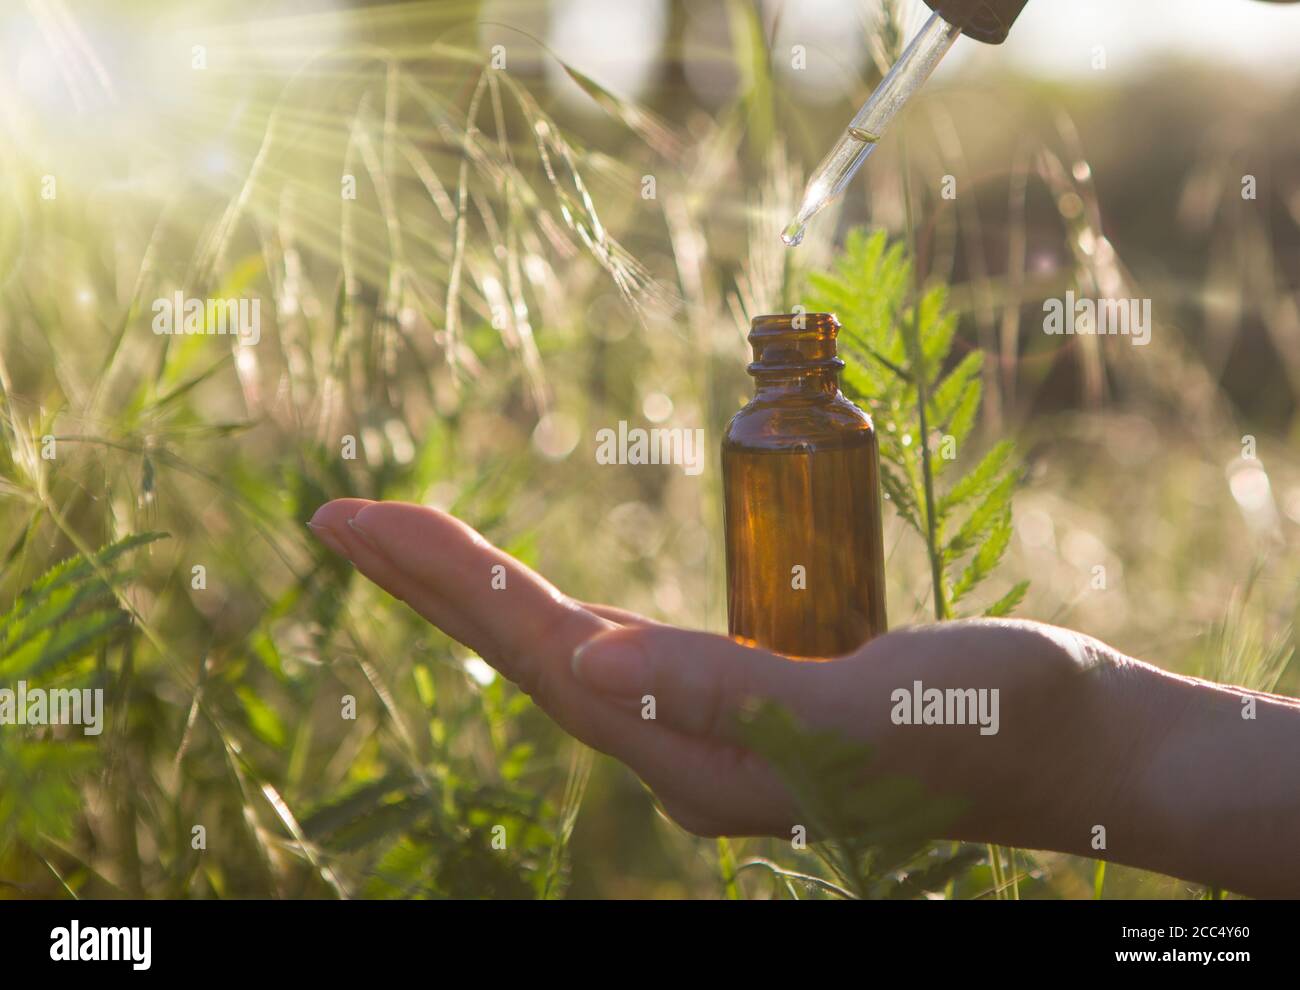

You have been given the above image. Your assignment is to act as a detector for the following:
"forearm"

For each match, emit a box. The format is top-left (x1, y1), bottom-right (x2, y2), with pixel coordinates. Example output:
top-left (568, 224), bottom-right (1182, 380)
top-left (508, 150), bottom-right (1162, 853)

top-left (876, 624), bottom-right (1300, 897)
top-left (1105, 667), bottom-right (1300, 898)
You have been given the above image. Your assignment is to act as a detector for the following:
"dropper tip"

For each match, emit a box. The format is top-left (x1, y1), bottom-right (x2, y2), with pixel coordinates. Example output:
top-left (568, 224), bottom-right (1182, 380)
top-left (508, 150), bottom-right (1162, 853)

top-left (780, 220), bottom-right (806, 248)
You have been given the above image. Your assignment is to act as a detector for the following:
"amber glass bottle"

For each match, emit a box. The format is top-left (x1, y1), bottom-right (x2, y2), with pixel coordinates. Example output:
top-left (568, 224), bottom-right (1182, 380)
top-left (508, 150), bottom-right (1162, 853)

top-left (722, 313), bottom-right (887, 659)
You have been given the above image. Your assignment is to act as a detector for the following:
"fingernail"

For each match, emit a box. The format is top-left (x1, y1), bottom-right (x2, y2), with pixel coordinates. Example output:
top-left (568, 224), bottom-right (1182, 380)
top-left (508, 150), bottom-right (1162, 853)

top-left (307, 521), bottom-right (349, 559)
top-left (346, 516), bottom-right (382, 555)
top-left (571, 635), bottom-right (648, 696)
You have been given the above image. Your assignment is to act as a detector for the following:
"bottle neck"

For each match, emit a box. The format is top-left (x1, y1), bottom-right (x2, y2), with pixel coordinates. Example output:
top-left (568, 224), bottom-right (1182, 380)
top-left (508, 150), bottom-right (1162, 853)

top-left (747, 313), bottom-right (845, 397)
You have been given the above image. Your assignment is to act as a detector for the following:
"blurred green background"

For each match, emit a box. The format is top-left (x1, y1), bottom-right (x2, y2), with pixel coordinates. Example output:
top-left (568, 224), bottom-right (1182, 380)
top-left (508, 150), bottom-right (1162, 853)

top-left (0, 0), bottom-right (1297, 899)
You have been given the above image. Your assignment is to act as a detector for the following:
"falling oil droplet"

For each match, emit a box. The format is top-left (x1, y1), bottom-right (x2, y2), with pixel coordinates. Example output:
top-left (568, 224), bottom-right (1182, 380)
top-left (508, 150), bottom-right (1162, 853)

top-left (781, 221), bottom-right (806, 247)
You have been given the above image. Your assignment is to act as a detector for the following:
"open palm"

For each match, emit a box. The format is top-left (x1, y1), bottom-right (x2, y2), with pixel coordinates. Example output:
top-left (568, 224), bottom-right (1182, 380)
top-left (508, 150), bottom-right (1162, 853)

top-left (308, 498), bottom-right (1129, 845)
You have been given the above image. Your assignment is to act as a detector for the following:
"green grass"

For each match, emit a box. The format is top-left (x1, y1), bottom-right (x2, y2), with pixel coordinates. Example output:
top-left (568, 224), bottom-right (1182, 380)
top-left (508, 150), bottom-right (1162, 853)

top-left (0, 0), bottom-right (1297, 899)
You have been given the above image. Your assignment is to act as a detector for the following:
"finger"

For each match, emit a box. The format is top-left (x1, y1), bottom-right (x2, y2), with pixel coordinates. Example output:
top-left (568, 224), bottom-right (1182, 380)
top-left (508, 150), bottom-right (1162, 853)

top-left (309, 500), bottom-right (798, 835)
top-left (310, 498), bottom-right (518, 652)
top-left (308, 502), bottom-right (702, 779)
top-left (311, 500), bottom-right (610, 704)
top-left (571, 623), bottom-right (834, 741)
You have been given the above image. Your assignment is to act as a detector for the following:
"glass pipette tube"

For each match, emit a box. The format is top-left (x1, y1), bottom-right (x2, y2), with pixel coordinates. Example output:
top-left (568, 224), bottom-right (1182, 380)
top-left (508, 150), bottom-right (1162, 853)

top-left (782, 11), bottom-right (963, 246)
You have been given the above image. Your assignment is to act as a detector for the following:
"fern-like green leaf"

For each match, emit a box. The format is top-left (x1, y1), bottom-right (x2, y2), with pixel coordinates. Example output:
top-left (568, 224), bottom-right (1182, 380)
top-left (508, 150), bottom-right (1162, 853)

top-left (939, 373), bottom-right (982, 459)
top-left (735, 702), bottom-right (968, 899)
top-left (0, 532), bottom-right (165, 850)
top-left (807, 225), bottom-right (1030, 620)
top-left (984, 579), bottom-right (1030, 618)
top-left (1, 531), bottom-right (165, 626)
top-left (946, 469), bottom-right (1020, 558)
top-left (0, 608), bottom-right (130, 680)
top-left (951, 508), bottom-right (1013, 605)
top-left (928, 350), bottom-right (983, 434)
top-left (0, 532), bottom-right (165, 678)
top-left (916, 287), bottom-right (957, 381)
top-left (939, 441), bottom-right (1016, 518)
top-left (879, 463), bottom-right (922, 534)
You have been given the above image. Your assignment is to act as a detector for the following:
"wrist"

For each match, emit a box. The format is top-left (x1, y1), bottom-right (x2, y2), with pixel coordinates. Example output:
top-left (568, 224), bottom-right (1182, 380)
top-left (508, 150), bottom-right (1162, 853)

top-left (971, 634), bottom-right (1157, 855)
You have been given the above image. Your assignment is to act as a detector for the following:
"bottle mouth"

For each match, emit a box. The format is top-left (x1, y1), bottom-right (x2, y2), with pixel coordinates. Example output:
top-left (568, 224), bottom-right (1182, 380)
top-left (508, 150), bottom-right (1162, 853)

top-left (749, 311), bottom-right (840, 337)
top-left (748, 312), bottom-right (844, 375)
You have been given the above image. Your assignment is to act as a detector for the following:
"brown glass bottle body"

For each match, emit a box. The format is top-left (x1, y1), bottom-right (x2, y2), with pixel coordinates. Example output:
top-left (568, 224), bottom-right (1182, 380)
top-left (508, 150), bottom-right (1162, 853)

top-left (722, 314), bottom-right (887, 660)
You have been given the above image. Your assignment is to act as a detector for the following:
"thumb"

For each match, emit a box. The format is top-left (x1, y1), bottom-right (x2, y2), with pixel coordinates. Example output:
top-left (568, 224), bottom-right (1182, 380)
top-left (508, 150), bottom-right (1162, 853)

top-left (571, 625), bottom-right (830, 740)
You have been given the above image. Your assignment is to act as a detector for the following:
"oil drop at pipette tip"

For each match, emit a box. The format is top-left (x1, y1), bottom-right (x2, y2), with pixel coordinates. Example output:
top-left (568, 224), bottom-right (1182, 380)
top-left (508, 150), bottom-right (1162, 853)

top-left (780, 131), bottom-right (877, 249)
top-left (780, 221), bottom-right (806, 247)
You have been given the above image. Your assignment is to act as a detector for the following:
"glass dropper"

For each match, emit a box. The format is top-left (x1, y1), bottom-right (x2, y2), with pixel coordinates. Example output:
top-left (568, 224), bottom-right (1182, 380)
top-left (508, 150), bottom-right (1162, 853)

top-left (782, 10), bottom-right (963, 247)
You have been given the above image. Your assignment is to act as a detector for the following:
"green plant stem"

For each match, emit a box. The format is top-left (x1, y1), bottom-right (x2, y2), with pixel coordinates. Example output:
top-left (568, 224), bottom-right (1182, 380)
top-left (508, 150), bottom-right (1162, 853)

top-left (717, 837), bottom-right (741, 899)
top-left (736, 858), bottom-right (855, 899)
top-left (899, 131), bottom-right (947, 621)
top-left (987, 842), bottom-right (1004, 900)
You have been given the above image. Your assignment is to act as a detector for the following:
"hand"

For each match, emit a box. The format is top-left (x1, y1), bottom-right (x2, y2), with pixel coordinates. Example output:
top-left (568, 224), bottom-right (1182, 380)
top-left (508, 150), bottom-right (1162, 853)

top-left (306, 499), bottom-right (1137, 845)
top-left (309, 499), bottom-right (1300, 897)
